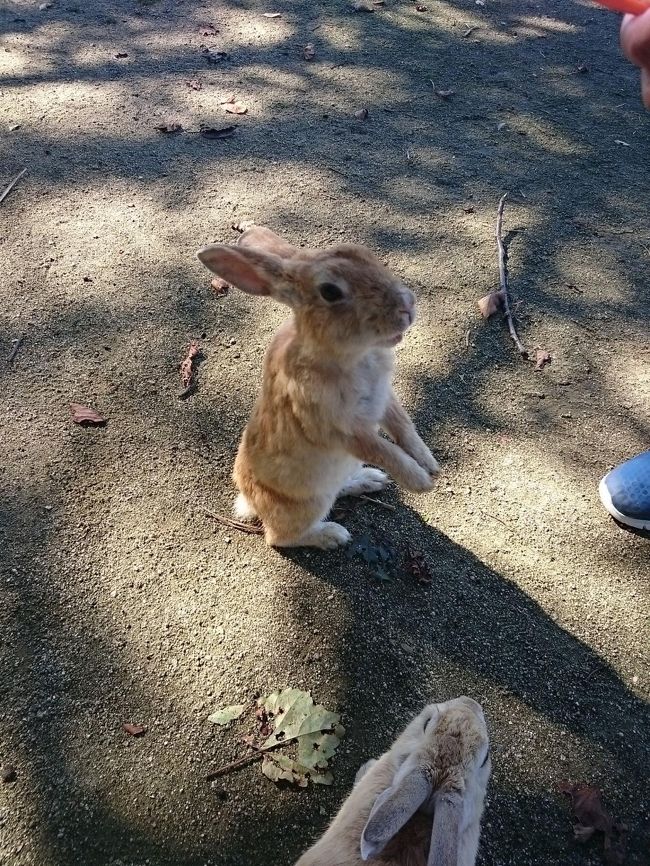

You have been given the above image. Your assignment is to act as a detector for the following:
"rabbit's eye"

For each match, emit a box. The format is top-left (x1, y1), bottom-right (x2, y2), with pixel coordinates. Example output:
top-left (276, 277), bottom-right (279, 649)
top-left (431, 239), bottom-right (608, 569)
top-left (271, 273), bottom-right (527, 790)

top-left (319, 282), bottom-right (344, 303)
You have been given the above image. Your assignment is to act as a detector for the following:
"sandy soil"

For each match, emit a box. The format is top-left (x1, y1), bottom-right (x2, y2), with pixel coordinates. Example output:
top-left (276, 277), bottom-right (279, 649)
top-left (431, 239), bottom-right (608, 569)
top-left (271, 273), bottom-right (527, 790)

top-left (0, 0), bottom-right (648, 864)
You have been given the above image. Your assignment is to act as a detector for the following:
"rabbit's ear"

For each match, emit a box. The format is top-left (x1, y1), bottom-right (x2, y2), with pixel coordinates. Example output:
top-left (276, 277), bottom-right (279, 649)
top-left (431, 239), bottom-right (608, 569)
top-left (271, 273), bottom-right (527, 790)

top-left (426, 792), bottom-right (462, 866)
top-left (197, 244), bottom-right (285, 297)
top-left (360, 768), bottom-right (432, 861)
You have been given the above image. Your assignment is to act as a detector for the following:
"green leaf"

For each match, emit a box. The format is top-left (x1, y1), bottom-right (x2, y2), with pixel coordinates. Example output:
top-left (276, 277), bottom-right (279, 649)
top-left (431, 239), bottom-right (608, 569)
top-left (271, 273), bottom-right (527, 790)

top-left (207, 704), bottom-right (245, 725)
top-left (297, 730), bottom-right (344, 769)
top-left (260, 688), bottom-right (340, 749)
top-left (261, 754), bottom-right (333, 787)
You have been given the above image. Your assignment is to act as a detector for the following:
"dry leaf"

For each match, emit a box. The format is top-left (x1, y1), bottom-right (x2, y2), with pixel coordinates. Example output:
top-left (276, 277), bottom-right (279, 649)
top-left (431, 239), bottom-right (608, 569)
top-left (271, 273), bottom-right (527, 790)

top-left (208, 704), bottom-right (245, 725)
top-left (199, 125), bottom-right (237, 139)
top-left (405, 548), bottom-right (432, 585)
top-left (186, 79), bottom-right (202, 91)
top-left (303, 42), bottom-right (316, 61)
top-left (180, 341), bottom-right (201, 389)
top-left (1, 765), bottom-right (17, 783)
top-left (262, 11), bottom-right (282, 16)
top-left (202, 48), bottom-right (229, 64)
top-left (114, 52), bottom-right (128, 59)
top-left (70, 404), bottom-right (105, 425)
top-left (558, 782), bottom-right (626, 865)
top-left (477, 290), bottom-right (504, 318)
top-left (354, 108), bottom-right (369, 120)
top-left (123, 723), bottom-right (146, 737)
top-left (219, 93), bottom-right (236, 104)
top-left (211, 278), bottom-right (229, 297)
top-left (435, 88), bottom-right (455, 99)
top-left (223, 101), bottom-right (248, 115)
top-left (154, 122), bottom-right (182, 134)
top-left (200, 24), bottom-right (219, 35)
top-left (352, 0), bottom-right (375, 10)
top-left (577, 63), bottom-right (589, 74)
top-left (534, 349), bottom-right (552, 371)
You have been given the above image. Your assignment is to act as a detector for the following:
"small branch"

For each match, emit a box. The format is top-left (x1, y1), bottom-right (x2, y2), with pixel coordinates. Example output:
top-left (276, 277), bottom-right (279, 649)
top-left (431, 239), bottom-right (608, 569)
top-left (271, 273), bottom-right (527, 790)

top-left (495, 193), bottom-right (528, 358)
top-left (206, 750), bottom-right (263, 781)
top-left (359, 494), bottom-right (397, 511)
top-left (203, 508), bottom-right (264, 535)
top-left (7, 334), bottom-right (25, 364)
top-left (0, 168), bottom-right (27, 206)
top-left (205, 732), bottom-right (302, 781)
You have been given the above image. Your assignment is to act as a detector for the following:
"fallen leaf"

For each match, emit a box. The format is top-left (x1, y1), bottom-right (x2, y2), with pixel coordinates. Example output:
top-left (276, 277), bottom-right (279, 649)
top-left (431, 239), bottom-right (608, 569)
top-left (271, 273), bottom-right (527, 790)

top-left (262, 11), bottom-right (282, 16)
top-left (463, 206), bottom-right (475, 213)
top-left (475, 0), bottom-right (485, 5)
top-left (154, 121), bottom-right (182, 134)
top-left (405, 548), bottom-right (433, 585)
top-left (223, 101), bottom-right (248, 115)
top-left (202, 48), bottom-right (229, 64)
top-left (261, 689), bottom-right (341, 749)
top-left (303, 42), bottom-right (316, 61)
top-left (614, 139), bottom-right (630, 147)
top-left (9, 124), bottom-right (21, 131)
top-left (354, 108), bottom-right (369, 120)
top-left (70, 404), bottom-right (106, 425)
top-left (211, 277), bottom-right (229, 297)
top-left (179, 340), bottom-right (201, 390)
top-left (262, 753), bottom-right (333, 786)
top-left (199, 124), bottom-right (237, 139)
top-left (114, 51), bottom-right (128, 59)
top-left (577, 63), bottom-right (589, 73)
top-left (534, 349), bottom-right (552, 371)
top-left (123, 723), bottom-right (146, 737)
top-left (558, 782), bottom-right (626, 865)
top-left (208, 704), bottom-right (246, 725)
top-left (346, 534), bottom-right (396, 581)
top-left (477, 290), bottom-right (504, 318)
top-left (497, 121), bottom-right (507, 130)
top-left (352, 0), bottom-right (375, 10)
top-left (39, 2), bottom-right (52, 9)
top-left (435, 88), bottom-right (454, 99)
top-left (186, 79), bottom-right (202, 91)
top-left (1, 765), bottom-right (17, 783)
top-left (255, 705), bottom-right (272, 738)
top-left (200, 24), bottom-right (219, 35)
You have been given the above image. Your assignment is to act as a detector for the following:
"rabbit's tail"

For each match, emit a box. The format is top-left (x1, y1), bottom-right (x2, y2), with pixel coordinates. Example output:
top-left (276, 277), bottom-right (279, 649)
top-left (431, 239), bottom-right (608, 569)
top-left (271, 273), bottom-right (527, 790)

top-left (233, 492), bottom-right (258, 521)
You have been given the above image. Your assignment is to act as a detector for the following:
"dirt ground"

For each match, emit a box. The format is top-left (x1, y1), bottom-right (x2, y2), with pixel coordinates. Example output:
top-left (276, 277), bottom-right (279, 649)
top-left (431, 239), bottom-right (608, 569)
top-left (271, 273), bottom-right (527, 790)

top-left (0, 0), bottom-right (648, 864)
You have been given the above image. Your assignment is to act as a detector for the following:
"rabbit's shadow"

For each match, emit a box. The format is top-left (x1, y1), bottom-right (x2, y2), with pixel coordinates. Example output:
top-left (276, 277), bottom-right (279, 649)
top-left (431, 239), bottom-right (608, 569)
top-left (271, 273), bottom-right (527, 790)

top-left (276, 499), bottom-right (646, 857)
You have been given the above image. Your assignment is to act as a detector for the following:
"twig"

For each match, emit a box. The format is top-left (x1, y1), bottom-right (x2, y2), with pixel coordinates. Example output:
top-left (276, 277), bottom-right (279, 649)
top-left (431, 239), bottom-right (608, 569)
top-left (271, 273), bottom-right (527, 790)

top-left (464, 329), bottom-right (470, 348)
top-left (0, 168), bottom-right (27, 206)
top-left (7, 334), bottom-right (25, 364)
top-left (495, 193), bottom-right (528, 358)
top-left (462, 25), bottom-right (479, 37)
top-left (203, 508), bottom-right (264, 535)
top-left (206, 750), bottom-right (264, 780)
top-left (205, 728), bottom-right (306, 780)
top-left (359, 494), bottom-right (397, 511)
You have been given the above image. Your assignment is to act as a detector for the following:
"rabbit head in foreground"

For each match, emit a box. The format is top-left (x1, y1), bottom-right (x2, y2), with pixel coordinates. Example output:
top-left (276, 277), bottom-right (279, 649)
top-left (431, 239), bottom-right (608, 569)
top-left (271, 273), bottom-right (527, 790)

top-left (197, 240), bottom-right (416, 355)
top-left (295, 697), bottom-right (490, 866)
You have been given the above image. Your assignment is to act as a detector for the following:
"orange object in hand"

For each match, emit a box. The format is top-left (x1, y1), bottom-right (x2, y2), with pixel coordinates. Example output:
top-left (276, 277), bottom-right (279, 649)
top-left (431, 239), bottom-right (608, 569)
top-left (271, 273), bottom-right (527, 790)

top-left (592, 0), bottom-right (650, 14)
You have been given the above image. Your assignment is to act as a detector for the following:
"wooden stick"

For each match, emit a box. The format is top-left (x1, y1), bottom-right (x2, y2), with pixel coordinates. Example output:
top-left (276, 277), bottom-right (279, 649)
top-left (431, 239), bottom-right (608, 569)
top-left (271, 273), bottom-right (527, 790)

top-left (0, 169), bottom-right (27, 206)
top-left (359, 494), bottom-right (397, 511)
top-left (7, 334), bottom-right (25, 364)
top-left (206, 750), bottom-right (264, 781)
top-left (203, 508), bottom-right (264, 535)
top-left (495, 193), bottom-right (528, 358)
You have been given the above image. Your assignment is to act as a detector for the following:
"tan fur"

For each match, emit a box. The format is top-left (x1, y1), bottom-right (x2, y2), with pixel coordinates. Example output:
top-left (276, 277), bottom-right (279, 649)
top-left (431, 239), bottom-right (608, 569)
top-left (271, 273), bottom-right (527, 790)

top-left (294, 698), bottom-right (491, 866)
top-left (198, 225), bottom-right (441, 549)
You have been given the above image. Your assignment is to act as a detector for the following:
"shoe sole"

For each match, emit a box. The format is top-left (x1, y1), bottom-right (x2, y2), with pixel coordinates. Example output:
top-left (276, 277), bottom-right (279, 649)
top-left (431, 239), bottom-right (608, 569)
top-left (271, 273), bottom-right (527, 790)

top-left (598, 475), bottom-right (650, 531)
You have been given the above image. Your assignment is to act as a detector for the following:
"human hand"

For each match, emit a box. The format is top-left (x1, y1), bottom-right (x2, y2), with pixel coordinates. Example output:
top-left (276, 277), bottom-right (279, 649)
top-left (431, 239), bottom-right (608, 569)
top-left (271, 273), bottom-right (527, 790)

top-left (621, 10), bottom-right (650, 107)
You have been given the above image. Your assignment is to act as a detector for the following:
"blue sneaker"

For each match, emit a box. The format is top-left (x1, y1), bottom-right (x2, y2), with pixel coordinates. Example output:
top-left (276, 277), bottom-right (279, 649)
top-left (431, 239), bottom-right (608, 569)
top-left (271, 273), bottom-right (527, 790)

top-left (599, 451), bottom-right (650, 530)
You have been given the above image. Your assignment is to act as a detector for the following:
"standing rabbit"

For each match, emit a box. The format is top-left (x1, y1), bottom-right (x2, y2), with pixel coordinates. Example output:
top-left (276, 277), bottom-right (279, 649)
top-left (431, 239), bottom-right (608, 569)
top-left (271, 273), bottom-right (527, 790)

top-left (197, 225), bottom-right (440, 549)
top-left (295, 697), bottom-right (491, 866)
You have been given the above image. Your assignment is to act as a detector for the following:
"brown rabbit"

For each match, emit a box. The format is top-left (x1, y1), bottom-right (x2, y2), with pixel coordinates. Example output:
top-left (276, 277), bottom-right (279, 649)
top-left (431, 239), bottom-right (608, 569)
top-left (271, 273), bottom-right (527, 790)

top-left (197, 225), bottom-right (440, 549)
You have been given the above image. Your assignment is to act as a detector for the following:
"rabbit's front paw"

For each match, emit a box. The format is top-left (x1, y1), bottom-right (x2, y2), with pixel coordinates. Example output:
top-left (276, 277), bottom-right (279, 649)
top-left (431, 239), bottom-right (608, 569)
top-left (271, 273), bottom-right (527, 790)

top-left (401, 462), bottom-right (437, 494)
top-left (407, 442), bottom-right (441, 478)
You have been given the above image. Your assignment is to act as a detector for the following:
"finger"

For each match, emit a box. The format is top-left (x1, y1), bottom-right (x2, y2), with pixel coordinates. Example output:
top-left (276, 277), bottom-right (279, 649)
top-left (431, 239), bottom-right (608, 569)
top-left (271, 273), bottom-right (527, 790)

top-left (620, 8), bottom-right (650, 67)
